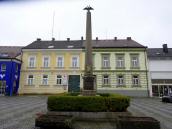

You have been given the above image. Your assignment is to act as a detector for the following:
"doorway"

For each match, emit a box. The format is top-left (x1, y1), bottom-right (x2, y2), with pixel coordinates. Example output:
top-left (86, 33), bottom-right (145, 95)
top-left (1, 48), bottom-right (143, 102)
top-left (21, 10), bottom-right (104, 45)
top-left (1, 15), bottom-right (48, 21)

top-left (0, 81), bottom-right (6, 95)
top-left (68, 75), bottom-right (80, 92)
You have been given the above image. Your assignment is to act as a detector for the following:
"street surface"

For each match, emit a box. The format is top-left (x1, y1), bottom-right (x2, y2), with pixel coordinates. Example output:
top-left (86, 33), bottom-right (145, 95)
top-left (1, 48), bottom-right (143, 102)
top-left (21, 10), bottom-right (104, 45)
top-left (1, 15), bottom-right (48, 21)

top-left (0, 96), bottom-right (171, 129)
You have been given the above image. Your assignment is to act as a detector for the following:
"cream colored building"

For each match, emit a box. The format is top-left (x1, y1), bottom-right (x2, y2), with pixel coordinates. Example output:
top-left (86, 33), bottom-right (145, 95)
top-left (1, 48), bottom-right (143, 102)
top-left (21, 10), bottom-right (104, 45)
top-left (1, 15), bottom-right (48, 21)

top-left (19, 37), bottom-right (150, 96)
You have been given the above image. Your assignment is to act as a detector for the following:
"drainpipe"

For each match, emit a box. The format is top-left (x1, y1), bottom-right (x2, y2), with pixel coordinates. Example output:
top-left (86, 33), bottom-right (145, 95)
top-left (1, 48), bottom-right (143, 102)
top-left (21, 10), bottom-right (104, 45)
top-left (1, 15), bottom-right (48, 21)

top-left (9, 59), bottom-right (14, 96)
top-left (144, 48), bottom-right (150, 97)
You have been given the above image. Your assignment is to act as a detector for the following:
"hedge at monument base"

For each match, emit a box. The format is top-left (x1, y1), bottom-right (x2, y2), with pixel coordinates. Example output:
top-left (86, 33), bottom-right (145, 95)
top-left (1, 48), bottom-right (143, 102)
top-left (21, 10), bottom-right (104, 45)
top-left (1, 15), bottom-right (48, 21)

top-left (47, 94), bottom-right (130, 112)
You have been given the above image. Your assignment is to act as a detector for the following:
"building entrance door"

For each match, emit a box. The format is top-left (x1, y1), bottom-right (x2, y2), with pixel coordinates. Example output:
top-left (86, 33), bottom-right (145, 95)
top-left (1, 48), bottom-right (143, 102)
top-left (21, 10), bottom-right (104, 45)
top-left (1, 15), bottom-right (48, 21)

top-left (0, 81), bottom-right (6, 96)
top-left (68, 75), bottom-right (80, 92)
top-left (159, 85), bottom-right (172, 97)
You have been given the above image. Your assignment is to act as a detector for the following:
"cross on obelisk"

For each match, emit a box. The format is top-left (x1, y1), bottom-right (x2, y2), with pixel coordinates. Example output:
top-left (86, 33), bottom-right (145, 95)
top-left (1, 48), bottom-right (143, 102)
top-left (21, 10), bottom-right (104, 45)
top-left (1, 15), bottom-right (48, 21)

top-left (82, 6), bottom-right (96, 96)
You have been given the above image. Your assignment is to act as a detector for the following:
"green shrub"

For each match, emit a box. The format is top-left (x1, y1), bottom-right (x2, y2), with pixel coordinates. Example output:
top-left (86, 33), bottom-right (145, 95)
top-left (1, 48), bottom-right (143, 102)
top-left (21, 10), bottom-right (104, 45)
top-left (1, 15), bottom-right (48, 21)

top-left (47, 94), bottom-right (130, 112)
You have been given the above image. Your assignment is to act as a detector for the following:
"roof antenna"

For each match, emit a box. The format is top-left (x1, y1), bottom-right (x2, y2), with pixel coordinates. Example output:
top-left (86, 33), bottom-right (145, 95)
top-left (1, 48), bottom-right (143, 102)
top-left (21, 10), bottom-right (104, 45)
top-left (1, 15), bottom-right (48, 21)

top-left (51, 11), bottom-right (55, 38)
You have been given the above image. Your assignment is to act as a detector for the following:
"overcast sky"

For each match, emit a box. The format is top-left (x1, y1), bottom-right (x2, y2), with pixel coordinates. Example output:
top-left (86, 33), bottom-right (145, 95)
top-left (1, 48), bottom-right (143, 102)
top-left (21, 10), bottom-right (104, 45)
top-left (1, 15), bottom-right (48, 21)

top-left (0, 0), bottom-right (172, 48)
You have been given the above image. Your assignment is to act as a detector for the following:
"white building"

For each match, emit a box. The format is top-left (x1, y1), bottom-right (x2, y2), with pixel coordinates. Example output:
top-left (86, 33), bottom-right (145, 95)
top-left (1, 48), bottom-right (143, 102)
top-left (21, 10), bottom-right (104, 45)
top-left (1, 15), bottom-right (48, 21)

top-left (148, 44), bottom-right (172, 97)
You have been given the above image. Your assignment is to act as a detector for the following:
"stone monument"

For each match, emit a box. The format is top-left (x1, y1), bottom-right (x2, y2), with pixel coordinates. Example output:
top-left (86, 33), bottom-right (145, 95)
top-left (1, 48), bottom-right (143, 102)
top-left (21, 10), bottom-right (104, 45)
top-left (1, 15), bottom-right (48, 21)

top-left (82, 6), bottom-right (96, 96)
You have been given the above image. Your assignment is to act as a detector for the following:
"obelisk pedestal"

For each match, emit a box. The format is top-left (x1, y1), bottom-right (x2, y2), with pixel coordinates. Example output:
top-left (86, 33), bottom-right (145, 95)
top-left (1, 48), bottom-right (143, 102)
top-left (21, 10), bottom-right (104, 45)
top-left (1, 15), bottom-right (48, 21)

top-left (82, 6), bottom-right (96, 96)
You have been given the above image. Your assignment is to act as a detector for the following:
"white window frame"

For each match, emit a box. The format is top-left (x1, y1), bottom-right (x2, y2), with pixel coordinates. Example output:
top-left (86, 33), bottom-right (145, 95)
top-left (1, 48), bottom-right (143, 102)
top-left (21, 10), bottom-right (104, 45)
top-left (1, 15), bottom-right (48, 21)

top-left (71, 56), bottom-right (79, 68)
top-left (117, 75), bottom-right (124, 86)
top-left (132, 75), bottom-right (139, 86)
top-left (102, 55), bottom-right (110, 68)
top-left (27, 75), bottom-right (34, 85)
top-left (28, 56), bottom-right (36, 68)
top-left (103, 75), bottom-right (110, 85)
top-left (57, 56), bottom-right (64, 68)
top-left (42, 75), bottom-right (48, 85)
top-left (42, 56), bottom-right (50, 68)
top-left (131, 56), bottom-right (139, 67)
top-left (116, 56), bottom-right (124, 68)
top-left (1, 64), bottom-right (6, 71)
top-left (56, 75), bottom-right (62, 85)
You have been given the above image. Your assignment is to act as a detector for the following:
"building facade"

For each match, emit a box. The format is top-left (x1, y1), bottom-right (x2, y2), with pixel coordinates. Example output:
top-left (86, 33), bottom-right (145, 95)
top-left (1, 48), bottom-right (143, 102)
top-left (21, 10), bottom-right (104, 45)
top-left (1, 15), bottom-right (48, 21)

top-left (0, 46), bottom-right (22, 96)
top-left (19, 37), bottom-right (149, 97)
top-left (148, 44), bottom-right (172, 97)
top-left (19, 39), bottom-right (84, 94)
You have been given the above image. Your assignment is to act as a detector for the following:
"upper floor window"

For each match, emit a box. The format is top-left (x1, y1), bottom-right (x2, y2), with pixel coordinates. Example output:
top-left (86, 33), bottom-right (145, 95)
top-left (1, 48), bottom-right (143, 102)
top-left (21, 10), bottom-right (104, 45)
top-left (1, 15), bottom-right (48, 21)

top-left (131, 55), bottom-right (139, 67)
top-left (43, 56), bottom-right (50, 68)
top-left (132, 75), bottom-right (139, 86)
top-left (72, 56), bottom-right (79, 68)
top-left (103, 75), bottom-right (110, 85)
top-left (57, 56), bottom-right (64, 68)
top-left (102, 55), bottom-right (110, 68)
top-left (27, 75), bottom-right (34, 85)
top-left (1, 64), bottom-right (6, 71)
top-left (116, 56), bottom-right (124, 68)
top-left (42, 75), bottom-right (48, 85)
top-left (28, 56), bottom-right (36, 67)
top-left (56, 75), bottom-right (62, 85)
top-left (117, 75), bottom-right (124, 86)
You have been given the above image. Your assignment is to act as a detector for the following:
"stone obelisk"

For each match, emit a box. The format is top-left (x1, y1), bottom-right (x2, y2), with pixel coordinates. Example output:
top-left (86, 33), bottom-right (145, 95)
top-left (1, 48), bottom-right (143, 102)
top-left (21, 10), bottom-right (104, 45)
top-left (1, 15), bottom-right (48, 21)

top-left (82, 6), bottom-right (96, 96)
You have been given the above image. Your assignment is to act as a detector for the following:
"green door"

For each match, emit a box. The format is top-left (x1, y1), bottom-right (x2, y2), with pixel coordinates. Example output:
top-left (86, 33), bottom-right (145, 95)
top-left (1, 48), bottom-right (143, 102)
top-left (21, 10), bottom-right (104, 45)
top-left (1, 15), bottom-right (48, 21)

top-left (68, 75), bottom-right (80, 92)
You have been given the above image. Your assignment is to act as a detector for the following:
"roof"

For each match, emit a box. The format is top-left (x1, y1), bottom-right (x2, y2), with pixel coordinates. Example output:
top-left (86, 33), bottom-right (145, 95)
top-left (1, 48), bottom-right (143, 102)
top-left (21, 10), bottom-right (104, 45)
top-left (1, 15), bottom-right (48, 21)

top-left (147, 48), bottom-right (172, 59)
top-left (0, 46), bottom-right (22, 59)
top-left (23, 39), bottom-right (146, 50)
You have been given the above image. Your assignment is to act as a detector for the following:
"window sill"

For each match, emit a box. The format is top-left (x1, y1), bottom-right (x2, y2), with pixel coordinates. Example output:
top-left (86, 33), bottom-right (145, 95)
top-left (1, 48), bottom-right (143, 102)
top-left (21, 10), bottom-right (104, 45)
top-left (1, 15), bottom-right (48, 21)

top-left (53, 85), bottom-right (67, 87)
top-left (101, 67), bottom-right (111, 69)
top-left (132, 85), bottom-right (141, 87)
top-left (27, 67), bottom-right (36, 69)
top-left (116, 85), bottom-right (126, 88)
top-left (54, 67), bottom-right (65, 69)
top-left (24, 85), bottom-right (35, 86)
top-left (130, 67), bottom-right (140, 69)
top-left (40, 67), bottom-right (51, 69)
top-left (70, 67), bottom-right (80, 69)
top-left (116, 67), bottom-right (125, 69)
top-left (102, 85), bottom-right (111, 87)
top-left (39, 85), bottom-right (50, 86)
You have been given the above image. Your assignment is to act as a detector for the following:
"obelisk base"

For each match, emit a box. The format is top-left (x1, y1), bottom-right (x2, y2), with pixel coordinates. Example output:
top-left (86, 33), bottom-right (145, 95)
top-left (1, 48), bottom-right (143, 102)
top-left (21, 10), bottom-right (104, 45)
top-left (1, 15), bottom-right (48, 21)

top-left (82, 75), bottom-right (96, 96)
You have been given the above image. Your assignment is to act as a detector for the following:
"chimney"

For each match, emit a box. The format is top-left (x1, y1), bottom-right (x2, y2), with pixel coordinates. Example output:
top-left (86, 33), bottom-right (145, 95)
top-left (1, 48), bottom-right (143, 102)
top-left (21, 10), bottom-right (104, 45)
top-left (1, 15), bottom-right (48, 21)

top-left (163, 44), bottom-right (168, 53)
top-left (114, 37), bottom-right (117, 40)
top-left (127, 37), bottom-right (131, 40)
top-left (52, 37), bottom-right (55, 41)
top-left (37, 38), bottom-right (41, 41)
top-left (81, 36), bottom-right (84, 40)
top-left (67, 38), bottom-right (70, 42)
top-left (96, 37), bottom-right (98, 41)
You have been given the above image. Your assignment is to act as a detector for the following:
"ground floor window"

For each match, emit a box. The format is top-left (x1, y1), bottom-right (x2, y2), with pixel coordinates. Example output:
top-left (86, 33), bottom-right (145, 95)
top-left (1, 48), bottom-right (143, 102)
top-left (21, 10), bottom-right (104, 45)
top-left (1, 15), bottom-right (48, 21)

top-left (132, 75), bottom-right (139, 86)
top-left (117, 75), bottom-right (124, 86)
top-left (42, 75), bottom-right (48, 85)
top-left (103, 75), bottom-right (110, 85)
top-left (56, 75), bottom-right (62, 85)
top-left (27, 75), bottom-right (33, 85)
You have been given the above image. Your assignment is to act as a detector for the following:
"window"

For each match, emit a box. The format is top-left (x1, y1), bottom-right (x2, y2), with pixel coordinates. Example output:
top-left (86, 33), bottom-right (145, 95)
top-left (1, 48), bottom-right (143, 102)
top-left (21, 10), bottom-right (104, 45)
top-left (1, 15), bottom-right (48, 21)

top-left (1, 64), bottom-right (6, 71)
top-left (102, 55), bottom-right (110, 68)
top-left (92, 54), bottom-right (95, 67)
top-left (43, 56), bottom-right (50, 67)
top-left (28, 56), bottom-right (35, 67)
top-left (56, 75), bottom-right (62, 85)
top-left (132, 75), bottom-right (139, 86)
top-left (57, 56), bottom-right (64, 68)
top-left (117, 75), bottom-right (124, 86)
top-left (42, 75), bottom-right (48, 85)
top-left (27, 75), bottom-right (33, 85)
top-left (72, 56), bottom-right (79, 68)
top-left (131, 56), bottom-right (139, 67)
top-left (116, 56), bottom-right (124, 68)
top-left (103, 75), bottom-right (110, 85)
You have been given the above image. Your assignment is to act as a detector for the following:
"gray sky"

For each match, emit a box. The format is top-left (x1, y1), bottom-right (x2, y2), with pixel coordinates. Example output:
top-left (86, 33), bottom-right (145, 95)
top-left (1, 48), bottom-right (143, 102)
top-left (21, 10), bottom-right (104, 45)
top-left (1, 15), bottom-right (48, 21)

top-left (0, 0), bottom-right (172, 48)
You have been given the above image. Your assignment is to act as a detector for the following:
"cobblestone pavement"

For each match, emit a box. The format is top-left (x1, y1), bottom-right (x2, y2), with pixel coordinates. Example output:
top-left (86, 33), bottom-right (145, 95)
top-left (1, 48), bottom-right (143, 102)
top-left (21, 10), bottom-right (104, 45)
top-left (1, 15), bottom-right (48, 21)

top-left (128, 98), bottom-right (172, 129)
top-left (0, 96), bottom-right (172, 129)
top-left (0, 96), bottom-right (47, 129)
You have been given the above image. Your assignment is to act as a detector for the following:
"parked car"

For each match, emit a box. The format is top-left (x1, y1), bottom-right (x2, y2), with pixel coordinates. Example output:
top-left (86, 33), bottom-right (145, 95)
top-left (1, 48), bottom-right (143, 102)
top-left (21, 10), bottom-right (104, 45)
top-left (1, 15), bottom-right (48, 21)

top-left (162, 94), bottom-right (172, 103)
